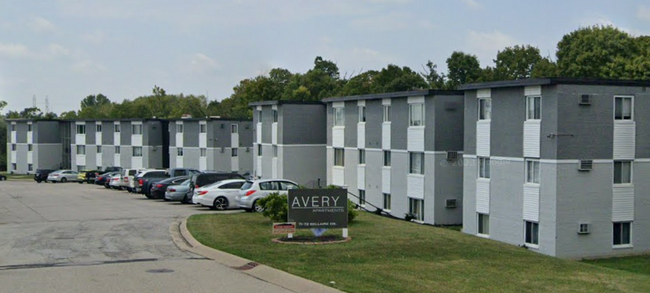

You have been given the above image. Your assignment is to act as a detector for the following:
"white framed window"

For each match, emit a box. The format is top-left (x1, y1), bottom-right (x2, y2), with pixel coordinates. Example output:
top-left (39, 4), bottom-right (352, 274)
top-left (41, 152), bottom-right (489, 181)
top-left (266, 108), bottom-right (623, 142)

top-left (334, 148), bottom-right (345, 166)
top-left (132, 124), bottom-right (143, 135)
top-left (526, 159), bottom-right (540, 184)
top-left (409, 152), bottom-right (424, 174)
top-left (273, 110), bottom-right (278, 123)
top-left (76, 124), bottom-right (86, 134)
top-left (478, 213), bottom-right (489, 235)
top-left (232, 148), bottom-right (238, 157)
top-left (115, 146), bottom-right (121, 154)
top-left (176, 147), bottom-right (183, 156)
top-left (383, 105), bottom-right (391, 122)
top-left (478, 98), bottom-right (492, 120)
top-left (96, 124), bottom-right (102, 132)
top-left (525, 221), bottom-right (539, 246)
top-left (133, 146), bottom-right (143, 157)
top-left (408, 198), bottom-right (424, 221)
top-left (11, 144), bottom-right (15, 151)
top-left (11, 124), bottom-right (15, 131)
top-left (12, 163), bottom-right (16, 170)
top-left (28, 164), bottom-right (33, 172)
top-left (478, 157), bottom-right (490, 179)
top-left (614, 96), bottom-right (633, 120)
top-left (114, 124), bottom-right (121, 133)
top-left (383, 151), bottom-right (391, 167)
top-left (27, 124), bottom-right (32, 132)
top-left (333, 107), bottom-right (345, 126)
top-left (77, 165), bottom-right (85, 171)
top-left (231, 124), bottom-right (238, 134)
top-left (273, 146), bottom-right (278, 158)
top-left (358, 106), bottom-right (366, 122)
top-left (256, 110), bottom-right (262, 123)
top-left (358, 149), bottom-right (366, 164)
top-left (176, 124), bottom-right (183, 133)
top-left (200, 148), bottom-right (206, 157)
top-left (28, 144), bottom-right (32, 152)
top-left (97, 146), bottom-right (102, 153)
top-left (614, 161), bottom-right (632, 184)
top-left (77, 145), bottom-right (86, 155)
top-left (359, 190), bottom-right (366, 206)
top-left (257, 144), bottom-right (262, 156)
top-left (383, 193), bottom-right (391, 210)
top-left (526, 96), bottom-right (541, 120)
top-left (409, 103), bottom-right (424, 126)
top-left (613, 222), bottom-right (632, 246)
top-left (200, 124), bottom-right (207, 133)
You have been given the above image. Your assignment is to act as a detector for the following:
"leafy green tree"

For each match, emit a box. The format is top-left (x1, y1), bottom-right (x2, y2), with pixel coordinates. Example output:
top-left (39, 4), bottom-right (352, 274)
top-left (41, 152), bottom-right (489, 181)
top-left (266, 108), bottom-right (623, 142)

top-left (494, 45), bottom-right (542, 80)
top-left (339, 70), bottom-right (379, 96)
top-left (446, 51), bottom-right (482, 88)
top-left (420, 61), bottom-right (447, 89)
top-left (531, 57), bottom-right (559, 78)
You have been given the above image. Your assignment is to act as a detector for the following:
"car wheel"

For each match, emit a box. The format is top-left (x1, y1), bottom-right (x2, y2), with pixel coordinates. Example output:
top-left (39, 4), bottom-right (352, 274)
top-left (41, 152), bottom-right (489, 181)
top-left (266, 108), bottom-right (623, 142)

top-left (61, 177), bottom-right (67, 183)
top-left (36, 180), bottom-right (41, 183)
top-left (52, 180), bottom-right (56, 183)
top-left (213, 197), bottom-right (229, 210)
top-left (244, 208), bottom-right (253, 213)
top-left (253, 200), bottom-right (264, 213)
top-left (78, 181), bottom-right (83, 184)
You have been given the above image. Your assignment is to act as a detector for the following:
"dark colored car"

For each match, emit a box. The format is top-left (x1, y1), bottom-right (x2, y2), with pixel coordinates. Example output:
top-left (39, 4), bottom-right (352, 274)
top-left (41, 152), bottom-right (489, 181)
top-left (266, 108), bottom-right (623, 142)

top-left (34, 169), bottom-right (54, 183)
top-left (104, 166), bottom-right (123, 173)
top-left (149, 176), bottom-right (189, 199)
top-left (78, 170), bottom-right (100, 184)
top-left (135, 170), bottom-right (169, 198)
top-left (95, 171), bottom-right (119, 188)
top-left (183, 172), bottom-right (245, 204)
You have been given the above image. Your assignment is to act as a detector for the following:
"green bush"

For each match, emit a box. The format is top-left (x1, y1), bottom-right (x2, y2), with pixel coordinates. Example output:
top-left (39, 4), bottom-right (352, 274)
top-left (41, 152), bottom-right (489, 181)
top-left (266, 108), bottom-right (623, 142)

top-left (347, 199), bottom-right (359, 223)
top-left (257, 191), bottom-right (359, 224)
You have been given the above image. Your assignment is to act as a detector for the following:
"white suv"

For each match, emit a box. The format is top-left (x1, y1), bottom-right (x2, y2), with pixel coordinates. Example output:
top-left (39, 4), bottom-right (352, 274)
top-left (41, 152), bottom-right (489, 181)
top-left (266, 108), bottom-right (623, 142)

top-left (236, 179), bottom-right (299, 212)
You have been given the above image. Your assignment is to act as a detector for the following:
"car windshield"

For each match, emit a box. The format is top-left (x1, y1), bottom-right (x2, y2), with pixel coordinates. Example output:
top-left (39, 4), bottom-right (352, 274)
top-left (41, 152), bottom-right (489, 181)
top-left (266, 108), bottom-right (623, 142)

top-left (241, 181), bottom-right (253, 190)
top-left (181, 179), bottom-right (190, 186)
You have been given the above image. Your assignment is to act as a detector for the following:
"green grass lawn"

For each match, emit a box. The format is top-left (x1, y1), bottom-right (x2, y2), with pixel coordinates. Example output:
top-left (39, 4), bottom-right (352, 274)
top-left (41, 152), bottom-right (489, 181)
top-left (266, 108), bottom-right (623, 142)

top-left (187, 212), bottom-right (650, 293)
top-left (584, 255), bottom-right (650, 276)
top-left (1, 173), bottom-right (33, 180)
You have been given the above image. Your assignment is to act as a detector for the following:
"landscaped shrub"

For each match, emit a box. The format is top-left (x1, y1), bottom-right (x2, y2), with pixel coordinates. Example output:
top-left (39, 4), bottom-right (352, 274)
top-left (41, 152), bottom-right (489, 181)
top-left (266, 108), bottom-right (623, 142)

top-left (347, 199), bottom-right (359, 223)
top-left (257, 191), bottom-right (359, 224)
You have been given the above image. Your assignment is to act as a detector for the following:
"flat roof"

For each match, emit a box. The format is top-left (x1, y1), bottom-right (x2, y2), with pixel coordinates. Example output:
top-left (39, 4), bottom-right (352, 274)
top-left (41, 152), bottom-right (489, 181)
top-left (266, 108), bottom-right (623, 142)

top-left (166, 117), bottom-right (252, 122)
top-left (321, 89), bottom-right (463, 103)
top-left (459, 78), bottom-right (650, 90)
top-left (249, 100), bottom-right (325, 107)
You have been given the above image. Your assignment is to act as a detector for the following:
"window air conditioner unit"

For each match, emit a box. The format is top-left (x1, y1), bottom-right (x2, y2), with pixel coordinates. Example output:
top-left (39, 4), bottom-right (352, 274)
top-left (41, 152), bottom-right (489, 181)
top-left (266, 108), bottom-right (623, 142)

top-left (446, 151), bottom-right (459, 160)
top-left (445, 199), bottom-right (457, 208)
top-left (578, 223), bottom-right (591, 234)
top-left (578, 160), bottom-right (593, 171)
top-left (579, 94), bottom-right (591, 105)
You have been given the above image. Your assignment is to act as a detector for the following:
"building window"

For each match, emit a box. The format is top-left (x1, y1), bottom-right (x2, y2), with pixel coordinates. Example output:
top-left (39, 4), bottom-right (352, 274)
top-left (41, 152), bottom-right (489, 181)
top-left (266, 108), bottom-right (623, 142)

top-left (200, 124), bottom-right (206, 133)
top-left (358, 106), bottom-right (366, 122)
top-left (28, 144), bottom-right (32, 152)
top-left (273, 110), bottom-right (278, 123)
top-left (334, 148), bottom-right (345, 166)
top-left (132, 124), bottom-right (143, 135)
top-left (97, 166), bottom-right (103, 171)
top-left (409, 103), bottom-right (424, 126)
top-left (76, 124), bottom-right (86, 134)
top-left (77, 165), bottom-right (85, 171)
top-left (273, 146), bottom-right (278, 158)
top-left (176, 147), bottom-right (183, 157)
top-left (77, 145), bottom-right (86, 155)
top-left (478, 98), bottom-right (492, 120)
top-left (478, 157), bottom-right (490, 179)
top-left (97, 146), bottom-right (102, 153)
top-left (256, 110), bottom-right (262, 123)
top-left (409, 152), bottom-right (424, 175)
top-left (614, 161), bottom-right (632, 184)
top-left (96, 124), bottom-right (102, 132)
top-left (383, 105), bottom-right (391, 122)
top-left (613, 222), bottom-right (632, 246)
top-left (133, 147), bottom-right (143, 157)
top-left (383, 151), bottom-right (391, 167)
top-left (28, 164), bottom-right (33, 172)
top-left (526, 96), bottom-right (541, 120)
top-left (176, 124), bottom-right (183, 133)
top-left (333, 107), bottom-right (345, 126)
top-left (614, 96), bottom-right (633, 120)
top-left (231, 124), bottom-right (238, 134)
top-left (232, 148), bottom-right (238, 157)
top-left (200, 148), bottom-right (206, 157)
top-left (358, 149), bottom-right (365, 164)
top-left (11, 124), bottom-right (15, 131)
top-left (478, 213), bottom-right (489, 235)
top-left (525, 221), bottom-right (539, 245)
top-left (358, 190), bottom-right (366, 206)
top-left (28, 124), bottom-right (32, 132)
top-left (383, 193), bottom-right (391, 210)
top-left (12, 163), bottom-right (17, 171)
top-left (11, 144), bottom-right (15, 151)
top-left (409, 198), bottom-right (424, 221)
top-left (257, 144), bottom-right (262, 156)
top-left (115, 146), bottom-right (121, 154)
top-left (526, 159), bottom-right (540, 184)
top-left (114, 124), bottom-right (121, 133)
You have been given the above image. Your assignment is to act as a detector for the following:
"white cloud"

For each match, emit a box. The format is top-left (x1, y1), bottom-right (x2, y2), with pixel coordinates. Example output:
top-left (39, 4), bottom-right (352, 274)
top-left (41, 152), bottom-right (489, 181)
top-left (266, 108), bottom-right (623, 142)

top-left (72, 60), bottom-right (106, 73)
top-left (462, 0), bottom-right (481, 10)
top-left (29, 16), bottom-right (55, 33)
top-left (47, 43), bottom-right (70, 56)
top-left (351, 12), bottom-right (437, 32)
top-left (0, 43), bottom-right (33, 59)
top-left (82, 30), bottom-right (106, 44)
top-left (181, 53), bottom-right (219, 75)
top-left (466, 31), bottom-right (518, 66)
top-left (638, 6), bottom-right (650, 22)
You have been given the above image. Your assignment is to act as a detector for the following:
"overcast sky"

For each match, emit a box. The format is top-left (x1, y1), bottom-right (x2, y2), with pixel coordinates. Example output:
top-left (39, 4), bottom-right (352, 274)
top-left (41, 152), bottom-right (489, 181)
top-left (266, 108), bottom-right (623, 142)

top-left (1, 0), bottom-right (649, 114)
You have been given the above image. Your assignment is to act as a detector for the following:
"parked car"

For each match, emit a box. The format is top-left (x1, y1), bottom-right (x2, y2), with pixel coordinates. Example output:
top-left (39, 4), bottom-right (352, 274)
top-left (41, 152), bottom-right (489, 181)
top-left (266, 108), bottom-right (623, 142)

top-left (47, 170), bottom-right (79, 183)
top-left (77, 170), bottom-right (100, 184)
top-left (120, 168), bottom-right (144, 192)
top-left (164, 179), bottom-right (191, 201)
top-left (237, 179), bottom-right (299, 212)
top-left (0, 174), bottom-right (6, 181)
top-left (95, 171), bottom-right (118, 187)
top-left (135, 170), bottom-right (168, 198)
top-left (109, 173), bottom-right (122, 189)
top-left (193, 179), bottom-right (246, 210)
top-left (184, 172), bottom-right (245, 204)
top-left (34, 169), bottom-right (54, 183)
top-left (149, 176), bottom-right (189, 199)
top-left (103, 166), bottom-right (123, 173)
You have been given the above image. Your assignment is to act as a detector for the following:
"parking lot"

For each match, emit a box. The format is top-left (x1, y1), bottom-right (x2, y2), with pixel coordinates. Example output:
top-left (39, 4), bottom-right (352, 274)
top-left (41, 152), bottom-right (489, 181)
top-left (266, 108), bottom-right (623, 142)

top-left (0, 180), bottom-right (293, 293)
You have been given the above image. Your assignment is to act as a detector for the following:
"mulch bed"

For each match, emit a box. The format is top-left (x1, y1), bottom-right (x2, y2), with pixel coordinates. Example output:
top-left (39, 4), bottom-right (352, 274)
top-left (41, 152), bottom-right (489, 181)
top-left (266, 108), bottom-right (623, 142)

top-left (272, 235), bottom-right (351, 245)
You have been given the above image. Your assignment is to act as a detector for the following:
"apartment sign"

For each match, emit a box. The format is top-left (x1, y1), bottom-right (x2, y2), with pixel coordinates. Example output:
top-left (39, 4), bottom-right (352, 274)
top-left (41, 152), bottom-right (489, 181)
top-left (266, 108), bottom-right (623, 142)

top-left (288, 189), bottom-right (348, 229)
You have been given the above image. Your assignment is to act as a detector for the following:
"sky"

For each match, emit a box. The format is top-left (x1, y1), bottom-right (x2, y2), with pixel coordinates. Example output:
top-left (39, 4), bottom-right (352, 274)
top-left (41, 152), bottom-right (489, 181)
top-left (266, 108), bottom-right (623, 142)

top-left (0, 0), bottom-right (649, 114)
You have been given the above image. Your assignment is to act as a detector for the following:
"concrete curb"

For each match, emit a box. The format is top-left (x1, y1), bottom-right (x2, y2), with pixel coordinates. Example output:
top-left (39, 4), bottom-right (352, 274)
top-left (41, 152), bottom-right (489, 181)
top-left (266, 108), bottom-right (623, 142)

top-left (171, 217), bottom-right (344, 293)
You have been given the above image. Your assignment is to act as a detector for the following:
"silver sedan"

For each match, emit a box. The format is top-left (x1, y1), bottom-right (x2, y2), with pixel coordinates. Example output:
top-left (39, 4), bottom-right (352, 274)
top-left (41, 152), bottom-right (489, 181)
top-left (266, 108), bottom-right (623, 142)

top-left (164, 179), bottom-right (191, 201)
top-left (47, 170), bottom-right (79, 183)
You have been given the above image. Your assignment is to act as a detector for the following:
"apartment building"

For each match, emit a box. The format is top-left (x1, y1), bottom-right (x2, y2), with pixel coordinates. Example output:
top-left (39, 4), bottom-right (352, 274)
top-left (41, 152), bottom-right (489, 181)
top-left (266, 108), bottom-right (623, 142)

top-left (250, 101), bottom-right (326, 187)
top-left (322, 90), bottom-right (465, 225)
top-left (70, 119), bottom-right (168, 171)
top-left (168, 118), bottom-right (253, 174)
top-left (460, 78), bottom-right (650, 258)
top-left (6, 119), bottom-right (69, 173)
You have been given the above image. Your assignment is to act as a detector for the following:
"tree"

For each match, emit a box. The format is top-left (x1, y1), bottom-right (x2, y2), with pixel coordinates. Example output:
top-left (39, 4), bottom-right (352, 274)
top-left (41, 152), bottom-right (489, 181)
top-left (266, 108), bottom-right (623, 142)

top-left (420, 61), bottom-right (447, 89)
top-left (494, 45), bottom-right (543, 80)
top-left (446, 51), bottom-right (482, 88)
top-left (530, 57), bottom-right (559, 78)
top-left (339, 70), bottom-right (379, 96)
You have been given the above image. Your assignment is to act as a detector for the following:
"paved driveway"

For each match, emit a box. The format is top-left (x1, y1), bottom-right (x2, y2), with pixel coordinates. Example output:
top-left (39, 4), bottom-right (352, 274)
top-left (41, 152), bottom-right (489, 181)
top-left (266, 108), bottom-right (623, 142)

top-left (0, 181), bottom-right (292, 293)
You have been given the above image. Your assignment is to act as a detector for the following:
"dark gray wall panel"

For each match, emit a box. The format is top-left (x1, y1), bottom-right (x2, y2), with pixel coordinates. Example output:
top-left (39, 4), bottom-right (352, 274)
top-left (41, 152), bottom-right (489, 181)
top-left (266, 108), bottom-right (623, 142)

top-left (490, 87), bottom-right (525, 158)
top-left (344, 101), bottom-right (357, 148)
top-left (283, 104), bottom-right (326, 145)
top-left (463, 91), bottom-right (477, 155)
top-left (364, 100), bottom-right (382, 149)
top-left (391, 99), bottom-right (408, 150)
top-left (434, 95), bottom-right (464, 151)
